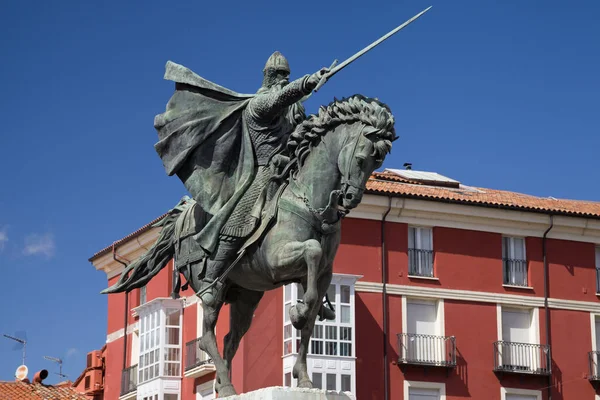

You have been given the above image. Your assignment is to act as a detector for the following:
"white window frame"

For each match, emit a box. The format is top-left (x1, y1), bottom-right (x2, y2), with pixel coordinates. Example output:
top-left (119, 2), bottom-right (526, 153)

top-left (133, 298), bottom-right (184, 400)
top-left (590, 313), bottom-right (600, 379)
top-left (408, 226), bottom-right (434, 278)
top-left (401, 297), bottom-right (445, 363)
top-left (404, 380), bottom-right (446, 400)
top-left (496, 304), bottom-right (541, 371)
top-left (282, 273), bottom-right (360, 396)
top-left (502, 236), bottom-right (528, 287)
top-left (500, 387), bottom-right (541, 400)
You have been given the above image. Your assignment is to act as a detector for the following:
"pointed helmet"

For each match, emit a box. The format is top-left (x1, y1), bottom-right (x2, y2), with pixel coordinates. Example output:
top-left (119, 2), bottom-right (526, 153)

top-left (263, 51), bottom-right (290, 74)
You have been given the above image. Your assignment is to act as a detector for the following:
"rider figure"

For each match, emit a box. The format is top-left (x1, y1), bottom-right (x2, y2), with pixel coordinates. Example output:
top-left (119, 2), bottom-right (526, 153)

top-left (198, 52), bottom-right (330, 306)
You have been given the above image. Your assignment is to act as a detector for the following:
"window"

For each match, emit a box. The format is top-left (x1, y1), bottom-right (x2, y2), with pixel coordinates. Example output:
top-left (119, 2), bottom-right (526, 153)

top-left (404, 381), bottom-right (445, 400)
top-left (401, 298), bottom-right (447, 365)
top-left (134, 298), bottom-right (184, 398)
top-left (500, 387), bottom-right (541, 400)
top-left (502, 237), bottom-right (527, 286)
top-left (282, 274), bottom-right (359, 395)
top-left (408, 226), bottom-right (434, 277)
top-left (590, 314), bottom-right (600, 378)
top-left (596, 247), bottom-right (600, 293)
top-left (496, 306), bottom-right (546, 373)
top-left (140, 285), bottom-right (147, 305)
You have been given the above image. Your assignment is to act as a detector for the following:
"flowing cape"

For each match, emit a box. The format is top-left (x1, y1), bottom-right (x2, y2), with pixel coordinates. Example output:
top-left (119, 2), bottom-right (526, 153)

top-left (153, 61), bottom-right (257, 254)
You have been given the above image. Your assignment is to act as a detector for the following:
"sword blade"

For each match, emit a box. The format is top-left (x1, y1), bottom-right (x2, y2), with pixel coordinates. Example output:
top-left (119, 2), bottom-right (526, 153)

top-left (314, 6), bottom-right (432, 92)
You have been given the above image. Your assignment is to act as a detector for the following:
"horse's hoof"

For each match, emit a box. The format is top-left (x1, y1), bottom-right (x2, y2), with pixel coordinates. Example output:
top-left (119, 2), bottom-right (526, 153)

top-left (319, 305), bottom-right (336, 321)
top-left (298, 379), bottom-right (313, 389)
top-left (290, 304), bottom-right (308, 330)
top-left (216, 384), bottom-right (237, 398)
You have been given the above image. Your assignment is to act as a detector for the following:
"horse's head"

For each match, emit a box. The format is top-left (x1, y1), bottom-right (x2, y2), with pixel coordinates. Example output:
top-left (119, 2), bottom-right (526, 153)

top-left (333, 95), bottom-right (397, 209)
top-left (286, 94), bottom-right (397, 211)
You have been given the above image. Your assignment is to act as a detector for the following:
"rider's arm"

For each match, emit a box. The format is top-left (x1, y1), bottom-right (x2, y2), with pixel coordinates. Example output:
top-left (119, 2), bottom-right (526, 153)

top-left (250, 75), bottom-right (314, 122)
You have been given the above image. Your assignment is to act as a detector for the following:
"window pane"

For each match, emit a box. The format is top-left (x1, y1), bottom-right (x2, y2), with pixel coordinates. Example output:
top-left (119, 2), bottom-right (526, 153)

top-left (420, 228), bottom-right (432, 250)
top-left (154, 349), bottom-right (159, 362)
top-left (165, 327), bottom-right (180, 345)
top-left (284, 372), bottom-right (291, 387)
top-left (297, 284), bottom-right (304, 300)
top-left (341, 306), bottom-right (350, 323)
top-left (285, 304), bottom-right (291, 322)
top-left (340, 327), bottom-right (352, 341)
top-left (326, 326), bottom-right (337, 340)
top-left (340, 286), bottom-right (350, 303)
top-left (514, 238), bottom-right (525, 260)
top-left (165, 348), bottom-right (180, 362)
top-left (284, 285), bottom-right (291, 302)
top-left (166, 309), bottom-right (180, 326)
top-left (327, 285), bottom-right (336, 303)
top-left (284, 324), bottom-right (292, 340)
top-left (325, 341), bottom-right (337, 356)
top-left (409, 227), bottom-right (416, 249)
top-left (165, 394), bottom-right (178, 400)
top-left (340, 342), bottom-right (352, 357)
top-left (341, 375), bottom-right (351, 392)
top-left (326, 374), bottom-right (336, 390)
top-left (311, 340), bottom-right (323, 355)
top-left (154, 363), bottom-right (159, 377)
top-left (313, 325), bottom-right (323, 338)
top-left (312, 373), bottom-right (322, 389)
top-left (284, 340), bottom-right (292, 355)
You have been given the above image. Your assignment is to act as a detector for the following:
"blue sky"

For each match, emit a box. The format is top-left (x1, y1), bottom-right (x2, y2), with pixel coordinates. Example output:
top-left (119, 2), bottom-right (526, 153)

top-left (1, 0), bottom-right (599, 384)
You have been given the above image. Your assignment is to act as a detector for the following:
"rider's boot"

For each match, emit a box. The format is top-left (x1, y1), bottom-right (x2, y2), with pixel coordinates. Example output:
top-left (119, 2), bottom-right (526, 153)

top-left (198, 238), bottom-right (239, 307)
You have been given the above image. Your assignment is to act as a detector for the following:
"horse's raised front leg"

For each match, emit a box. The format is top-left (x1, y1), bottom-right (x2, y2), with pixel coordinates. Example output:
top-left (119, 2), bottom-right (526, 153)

top-left (199, 299), bottom-right (236, 397)
top-left (294, 270), bottom-right (333, 387)
top-left (270, 239), bottom-right (322, 330)
top-left (223, 288), bottom-right (264, 371)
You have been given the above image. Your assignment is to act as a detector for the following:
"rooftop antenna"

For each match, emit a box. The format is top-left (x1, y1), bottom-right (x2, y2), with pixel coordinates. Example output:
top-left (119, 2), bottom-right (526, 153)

top-left (43, 356), bottom-right (67, 379)
top-left (3, 333), bottom-right (27, 365)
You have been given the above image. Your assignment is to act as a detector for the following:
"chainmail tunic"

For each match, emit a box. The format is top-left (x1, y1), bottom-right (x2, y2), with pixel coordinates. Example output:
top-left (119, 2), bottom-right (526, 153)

top-left (219, 75), bottom-right (312, 240)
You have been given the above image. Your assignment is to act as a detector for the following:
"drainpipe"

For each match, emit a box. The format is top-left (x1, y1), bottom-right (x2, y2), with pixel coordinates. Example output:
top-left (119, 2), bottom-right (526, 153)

top-left (542, 215), bottom-right (554, 400)
top-left (113, 243), bottom-right (129, 373)
top-left (381, 196), bottom-right (392, 400)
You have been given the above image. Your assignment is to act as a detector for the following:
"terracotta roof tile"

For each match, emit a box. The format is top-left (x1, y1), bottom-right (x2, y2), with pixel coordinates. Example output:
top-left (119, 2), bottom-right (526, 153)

top-left (367, 172), bottom-right (600, 218)
top-left (0, 381), bottom-right (89, 400)
top-left (89, 171), bottom-right (600, 261)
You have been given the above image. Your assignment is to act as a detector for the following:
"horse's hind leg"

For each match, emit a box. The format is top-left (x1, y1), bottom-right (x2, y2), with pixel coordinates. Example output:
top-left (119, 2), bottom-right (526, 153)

top-left (223, 288), bottom-right (264, 371)
top-left (199, 299), bottom-right (236, 397)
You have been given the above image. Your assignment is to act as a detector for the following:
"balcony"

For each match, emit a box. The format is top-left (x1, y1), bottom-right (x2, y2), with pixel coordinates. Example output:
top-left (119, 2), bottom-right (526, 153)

top-left (184, 337), bottom-right (215, 378)
top-left (588, 351), bottom-right (600, 380)
top-left (503, 258), bottom-right (528, 287)
top-left (408, 249), bottom-right (434, 278)
top-left (397, 333), bottom-right (456, 368)
top-left (119, 364), bottom-right (137, 400)
top-left (493, 341), bottom-right (551, 375)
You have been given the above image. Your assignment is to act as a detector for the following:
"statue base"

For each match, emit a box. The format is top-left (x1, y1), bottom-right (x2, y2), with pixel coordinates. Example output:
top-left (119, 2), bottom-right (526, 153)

top-left (221, 387), bottom-right (355, 399)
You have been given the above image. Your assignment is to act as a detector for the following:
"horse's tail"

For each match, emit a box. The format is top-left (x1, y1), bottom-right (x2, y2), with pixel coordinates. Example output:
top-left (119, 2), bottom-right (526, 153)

top-left (100, 197), bottom-right (191, 295)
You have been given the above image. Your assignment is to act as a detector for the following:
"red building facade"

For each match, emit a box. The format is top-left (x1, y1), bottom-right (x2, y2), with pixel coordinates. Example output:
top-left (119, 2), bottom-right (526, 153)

top-left (90, 169), bottom-right (600, 400)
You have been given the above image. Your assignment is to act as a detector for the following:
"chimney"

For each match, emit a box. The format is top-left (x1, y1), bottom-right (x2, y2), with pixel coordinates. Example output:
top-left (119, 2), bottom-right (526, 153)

top-left (33, 369), bottom-right (48, 384)
top-left (403, 162), bottom-right (412, 170)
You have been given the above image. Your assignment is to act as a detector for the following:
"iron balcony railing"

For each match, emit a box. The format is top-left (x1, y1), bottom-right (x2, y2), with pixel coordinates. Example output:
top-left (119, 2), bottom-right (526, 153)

top-left (397, 333), bottom-right (456, 367)
top-left (185, 337), bottom-right (212, 371)
top-left (408, 249), bottom-right (434, 277)
top-left (503, 258), bottom-right (528, 286)
top-left (588, 351), bottom-right (600, 380)
top-left (120, 364), bottom-right (137, 396)
top-left (493, 341), bottom-right (551, 375)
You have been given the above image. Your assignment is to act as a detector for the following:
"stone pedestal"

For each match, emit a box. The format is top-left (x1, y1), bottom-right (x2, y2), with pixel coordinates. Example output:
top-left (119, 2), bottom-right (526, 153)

top-left (222, 387), bottom-right (355, 399)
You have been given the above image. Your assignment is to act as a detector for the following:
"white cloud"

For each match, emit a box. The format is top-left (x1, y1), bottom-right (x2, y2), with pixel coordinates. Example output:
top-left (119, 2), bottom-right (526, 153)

top-left (0, 227), bottom-right (7, 251)
top-left (66, 348), bottom-right (78, 358)
top-left (23, 233), bottom-right (55, 258)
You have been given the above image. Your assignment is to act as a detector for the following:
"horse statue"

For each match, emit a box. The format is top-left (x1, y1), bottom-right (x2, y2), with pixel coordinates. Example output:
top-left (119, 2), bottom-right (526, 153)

top-left (103, 94), bottom-right (396, 397)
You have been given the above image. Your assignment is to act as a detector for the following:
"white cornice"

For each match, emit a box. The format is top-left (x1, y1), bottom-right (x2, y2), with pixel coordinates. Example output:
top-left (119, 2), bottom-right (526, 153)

top-left (92, 228), bottom-right (161, 278)
top-left (355, 281), bottom-right (600, 313)
top-left (348, 195), bottom-right (600, 245)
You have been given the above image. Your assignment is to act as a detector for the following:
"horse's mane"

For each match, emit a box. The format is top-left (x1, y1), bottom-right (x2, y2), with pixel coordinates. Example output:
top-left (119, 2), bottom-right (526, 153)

top-left (278, 94), bottom-right (397, 180)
